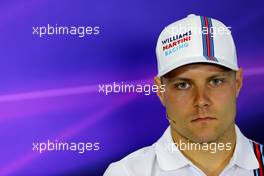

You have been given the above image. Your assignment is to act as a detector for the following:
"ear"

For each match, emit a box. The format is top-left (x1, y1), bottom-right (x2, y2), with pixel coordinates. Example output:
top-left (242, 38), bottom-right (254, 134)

top-left (154, 76), bottom-right (166, 107)
top-left (235, 68), bottom-right (243, 98)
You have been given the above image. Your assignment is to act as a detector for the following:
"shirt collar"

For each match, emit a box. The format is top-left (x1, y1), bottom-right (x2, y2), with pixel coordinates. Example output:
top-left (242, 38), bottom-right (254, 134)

top-left (154, 125), bottom-right (259, 171)
top-left (154, 126), bottom-right (190, 171)
top-left (230, 125), bottom-right (259, 169)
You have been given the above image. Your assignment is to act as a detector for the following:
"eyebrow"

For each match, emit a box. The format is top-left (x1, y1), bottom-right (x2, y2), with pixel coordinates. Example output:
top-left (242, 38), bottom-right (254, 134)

top-left (165, 71), bottom-right (234, 83)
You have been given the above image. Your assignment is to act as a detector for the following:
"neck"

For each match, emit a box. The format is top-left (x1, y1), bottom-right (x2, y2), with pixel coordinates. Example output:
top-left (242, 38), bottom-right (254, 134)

top-left (171, 124), bottom-right (236, 176)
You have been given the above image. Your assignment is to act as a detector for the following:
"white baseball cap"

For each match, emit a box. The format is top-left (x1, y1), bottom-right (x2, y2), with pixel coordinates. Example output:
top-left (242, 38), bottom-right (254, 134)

top-left (156, 14), bottom-right (239, 77)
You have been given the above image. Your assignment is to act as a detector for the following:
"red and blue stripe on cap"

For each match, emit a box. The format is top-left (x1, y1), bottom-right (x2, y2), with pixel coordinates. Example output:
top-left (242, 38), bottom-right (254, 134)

top-left (200, 16), bottom-right (218, 62)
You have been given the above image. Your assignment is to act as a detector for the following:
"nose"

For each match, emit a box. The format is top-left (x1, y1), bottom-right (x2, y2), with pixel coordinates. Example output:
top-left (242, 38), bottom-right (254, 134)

top-left (193, 86), bottom-right (211, 109)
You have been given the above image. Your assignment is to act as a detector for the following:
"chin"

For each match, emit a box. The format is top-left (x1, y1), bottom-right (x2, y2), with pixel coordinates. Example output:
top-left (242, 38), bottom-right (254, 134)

top-left (188, 129), bottom-right (220, 143)
top-left (188, 122), bottom-right (221, 140)
top-left (194, 135), bottom-right (219, 143)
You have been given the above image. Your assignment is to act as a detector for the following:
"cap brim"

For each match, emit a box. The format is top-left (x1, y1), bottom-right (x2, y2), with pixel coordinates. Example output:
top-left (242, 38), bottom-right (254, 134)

top-left (158, 56), bottom-right (239, 77)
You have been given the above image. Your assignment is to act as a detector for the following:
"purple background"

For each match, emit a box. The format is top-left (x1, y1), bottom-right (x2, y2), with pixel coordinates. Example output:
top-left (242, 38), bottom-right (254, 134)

top-left (0, 0), bottom-right (264, 175)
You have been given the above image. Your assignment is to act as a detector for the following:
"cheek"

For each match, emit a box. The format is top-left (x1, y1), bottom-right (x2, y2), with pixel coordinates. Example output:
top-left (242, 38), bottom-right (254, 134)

top-left (211, 85), bottom-right (237, 116)
top-left (164, 90), bottom-right (190, 105)
top-left (164, 90), bottom-right (193, 115)
top-left (215, 83), bottom-right (236, 101)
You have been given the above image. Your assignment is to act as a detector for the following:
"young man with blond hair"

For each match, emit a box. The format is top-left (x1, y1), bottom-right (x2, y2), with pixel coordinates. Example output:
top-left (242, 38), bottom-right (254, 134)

top-left (104, 14), bottom-right (264, 176)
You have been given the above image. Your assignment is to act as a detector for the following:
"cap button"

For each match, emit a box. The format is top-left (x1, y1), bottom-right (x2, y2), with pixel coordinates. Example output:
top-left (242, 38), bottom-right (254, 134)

top-left (187, 14), bottom-right (196, 17)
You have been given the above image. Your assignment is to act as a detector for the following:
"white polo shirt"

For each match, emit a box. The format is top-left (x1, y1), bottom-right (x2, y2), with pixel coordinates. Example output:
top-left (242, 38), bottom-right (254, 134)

top-left (104, 125), bottom-right (262, 176)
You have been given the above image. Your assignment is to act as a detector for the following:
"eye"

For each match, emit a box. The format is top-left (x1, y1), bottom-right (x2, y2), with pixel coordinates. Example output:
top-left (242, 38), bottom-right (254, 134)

top-left (175, 82), bottom-right (191, 90)
top-left (209, 78), bottom-right (224, 86)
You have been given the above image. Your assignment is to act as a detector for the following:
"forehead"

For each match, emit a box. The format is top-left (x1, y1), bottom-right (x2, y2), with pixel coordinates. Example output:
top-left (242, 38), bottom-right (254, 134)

top-left (163, 63), bottom-right (233, 79)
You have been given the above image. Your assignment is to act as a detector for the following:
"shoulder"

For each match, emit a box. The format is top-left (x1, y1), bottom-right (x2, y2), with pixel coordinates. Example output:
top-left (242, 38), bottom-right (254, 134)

top-left (103, 144), bottom-right (157, 176)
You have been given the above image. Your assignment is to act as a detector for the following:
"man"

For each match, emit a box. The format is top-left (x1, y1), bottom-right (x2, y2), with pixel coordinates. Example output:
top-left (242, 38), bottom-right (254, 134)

top-left (104, 14), bottom-right (264, 176)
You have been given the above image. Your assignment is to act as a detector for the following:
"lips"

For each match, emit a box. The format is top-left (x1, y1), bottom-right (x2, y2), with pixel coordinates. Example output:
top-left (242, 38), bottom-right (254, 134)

top-left (191, 116), bottom-right (217, 122)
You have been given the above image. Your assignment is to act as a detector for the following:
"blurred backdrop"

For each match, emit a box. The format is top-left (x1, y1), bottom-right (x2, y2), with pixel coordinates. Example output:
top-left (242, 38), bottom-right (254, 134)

top-left (0, 0), bottom-right (264, 175)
